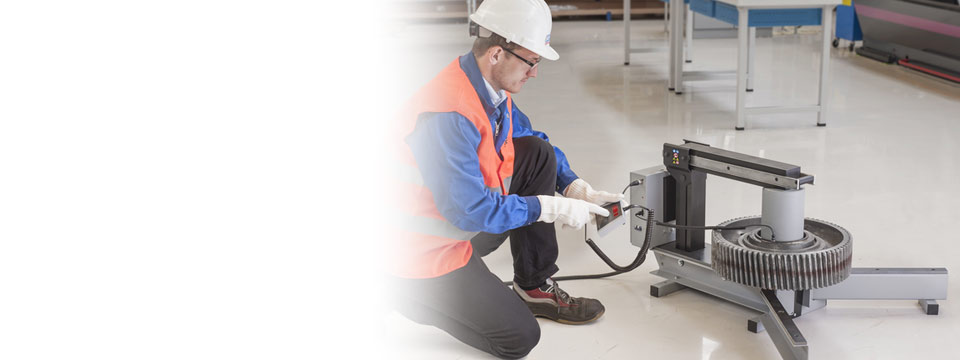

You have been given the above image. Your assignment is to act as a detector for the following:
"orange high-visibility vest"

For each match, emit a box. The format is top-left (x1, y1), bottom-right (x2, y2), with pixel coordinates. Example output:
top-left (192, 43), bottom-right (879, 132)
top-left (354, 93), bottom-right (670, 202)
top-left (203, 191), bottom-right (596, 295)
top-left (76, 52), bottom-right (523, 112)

top-left (390, 59), bottom-right (515, 278)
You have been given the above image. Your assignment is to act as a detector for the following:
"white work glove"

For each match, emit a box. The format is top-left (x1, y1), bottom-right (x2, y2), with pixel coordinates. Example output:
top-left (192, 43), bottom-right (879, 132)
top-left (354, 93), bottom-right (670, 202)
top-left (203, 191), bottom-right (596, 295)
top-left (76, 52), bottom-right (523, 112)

top-left (537, 195), bottom-right (610, 230)
top-left (563, 178), bottom-right (625, 206)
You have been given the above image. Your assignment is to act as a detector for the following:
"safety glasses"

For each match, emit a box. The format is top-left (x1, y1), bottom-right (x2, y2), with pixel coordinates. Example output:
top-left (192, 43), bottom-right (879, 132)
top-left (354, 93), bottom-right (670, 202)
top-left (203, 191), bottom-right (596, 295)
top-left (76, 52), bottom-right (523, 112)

top-left (501, 46), bottom-right (540, 69)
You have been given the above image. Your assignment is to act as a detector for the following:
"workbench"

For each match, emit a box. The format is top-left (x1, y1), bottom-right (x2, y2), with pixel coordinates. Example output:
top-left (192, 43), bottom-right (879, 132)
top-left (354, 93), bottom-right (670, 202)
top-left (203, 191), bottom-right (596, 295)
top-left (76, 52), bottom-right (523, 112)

top-left (626, 0), bottom-right (840, 129)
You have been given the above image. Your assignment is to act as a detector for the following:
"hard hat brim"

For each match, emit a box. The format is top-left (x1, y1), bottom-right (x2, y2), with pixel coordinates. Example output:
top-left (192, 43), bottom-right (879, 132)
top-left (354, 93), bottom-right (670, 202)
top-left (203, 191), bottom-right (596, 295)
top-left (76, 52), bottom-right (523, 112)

top-left (528, 44), bottom-right (559, 61)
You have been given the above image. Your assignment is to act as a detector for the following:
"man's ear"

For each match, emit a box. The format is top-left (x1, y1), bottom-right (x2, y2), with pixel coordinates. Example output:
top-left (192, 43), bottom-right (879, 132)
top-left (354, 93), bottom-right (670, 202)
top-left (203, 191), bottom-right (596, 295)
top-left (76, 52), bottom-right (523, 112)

top-left (488, 46), bottom-right (503, 65)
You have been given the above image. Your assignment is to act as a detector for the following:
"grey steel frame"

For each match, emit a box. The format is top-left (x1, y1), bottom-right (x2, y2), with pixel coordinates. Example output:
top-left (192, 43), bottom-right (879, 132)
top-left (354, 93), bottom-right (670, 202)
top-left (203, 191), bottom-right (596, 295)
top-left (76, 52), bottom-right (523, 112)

top-left (623, 0), bottom-right (688, 66)
top-left (665, 0), bottom-right (836, 129)
top-left (630, 166), bottom-right (948, 360)
top-left (666, 0), bottom-right (756, 94)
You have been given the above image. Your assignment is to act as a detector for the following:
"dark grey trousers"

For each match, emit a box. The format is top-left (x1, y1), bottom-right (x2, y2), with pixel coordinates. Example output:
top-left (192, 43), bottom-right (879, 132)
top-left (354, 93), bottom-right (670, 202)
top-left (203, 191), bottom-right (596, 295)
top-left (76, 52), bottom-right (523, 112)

top-left (394, 136), bottom-right (560, 359)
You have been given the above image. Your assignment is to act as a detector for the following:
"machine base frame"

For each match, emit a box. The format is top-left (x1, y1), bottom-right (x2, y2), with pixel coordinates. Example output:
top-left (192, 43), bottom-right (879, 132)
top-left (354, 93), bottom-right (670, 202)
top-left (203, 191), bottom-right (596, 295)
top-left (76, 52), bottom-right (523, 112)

top-left (650, 243), bottom-right (948, 360)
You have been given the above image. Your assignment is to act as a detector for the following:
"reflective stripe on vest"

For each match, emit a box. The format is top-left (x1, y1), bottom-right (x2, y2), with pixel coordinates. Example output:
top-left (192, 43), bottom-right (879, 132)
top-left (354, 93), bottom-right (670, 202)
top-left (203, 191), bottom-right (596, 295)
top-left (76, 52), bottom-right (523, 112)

top-left (502, 176), bottom-right (513, 195)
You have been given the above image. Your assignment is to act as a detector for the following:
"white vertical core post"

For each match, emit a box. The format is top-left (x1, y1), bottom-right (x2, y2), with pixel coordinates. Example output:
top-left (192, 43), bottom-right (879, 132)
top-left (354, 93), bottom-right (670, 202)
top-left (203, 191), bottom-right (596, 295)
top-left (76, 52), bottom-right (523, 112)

top-left (760, 188), bottom-right (805, 241)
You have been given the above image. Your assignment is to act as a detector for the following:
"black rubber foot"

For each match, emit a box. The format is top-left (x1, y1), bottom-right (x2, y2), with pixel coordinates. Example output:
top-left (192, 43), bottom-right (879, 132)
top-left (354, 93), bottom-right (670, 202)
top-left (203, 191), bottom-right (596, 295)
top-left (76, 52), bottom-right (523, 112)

top-left (624, 62), bottom-right (630, 65)
top-left (746, 88), bottom-right (754, 92)
top-left (817, 123), bottom-right (826, 127)
top-left (926, 303), bottom-right (940, 315)
top-left (685, 60), bottom-right (692, 63)
top-left (735, 127), bottom-right (745, 131)
top-left (675, 91), bottom-right (683, 95)
top-left (668, 87), bottom-right (674, 91)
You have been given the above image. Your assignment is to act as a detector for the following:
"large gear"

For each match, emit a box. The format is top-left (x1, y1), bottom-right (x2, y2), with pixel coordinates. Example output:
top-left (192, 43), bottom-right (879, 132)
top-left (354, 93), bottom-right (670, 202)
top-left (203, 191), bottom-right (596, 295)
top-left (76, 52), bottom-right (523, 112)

top-left (711, 216), bottom-right (853, 290)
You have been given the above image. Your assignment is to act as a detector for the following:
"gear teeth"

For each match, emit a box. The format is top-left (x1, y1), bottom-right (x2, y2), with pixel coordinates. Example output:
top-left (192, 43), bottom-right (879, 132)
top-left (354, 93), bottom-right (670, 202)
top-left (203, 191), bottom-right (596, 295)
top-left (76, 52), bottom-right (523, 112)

top-left (711, 217), bottom-right (853, 290)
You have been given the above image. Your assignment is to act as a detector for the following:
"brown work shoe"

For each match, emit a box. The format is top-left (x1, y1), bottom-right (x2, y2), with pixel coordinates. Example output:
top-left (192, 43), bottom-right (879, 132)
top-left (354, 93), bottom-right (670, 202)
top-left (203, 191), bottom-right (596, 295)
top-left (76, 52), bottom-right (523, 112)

top-left (515, 279), bottom-right (605, 325)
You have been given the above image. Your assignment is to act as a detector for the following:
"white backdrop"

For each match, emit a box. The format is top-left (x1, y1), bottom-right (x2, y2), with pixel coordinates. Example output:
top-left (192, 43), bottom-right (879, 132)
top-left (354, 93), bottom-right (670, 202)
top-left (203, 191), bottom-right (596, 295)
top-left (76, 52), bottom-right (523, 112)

top-left (0, 1), bottom-right (387, 358)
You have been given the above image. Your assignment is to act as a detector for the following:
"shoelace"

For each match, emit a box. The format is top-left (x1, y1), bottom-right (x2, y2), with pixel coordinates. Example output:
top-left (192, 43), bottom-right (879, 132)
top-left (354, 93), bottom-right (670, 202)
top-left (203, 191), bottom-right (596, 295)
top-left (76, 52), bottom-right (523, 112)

top-left (544, 281), bottom-right (577, 305)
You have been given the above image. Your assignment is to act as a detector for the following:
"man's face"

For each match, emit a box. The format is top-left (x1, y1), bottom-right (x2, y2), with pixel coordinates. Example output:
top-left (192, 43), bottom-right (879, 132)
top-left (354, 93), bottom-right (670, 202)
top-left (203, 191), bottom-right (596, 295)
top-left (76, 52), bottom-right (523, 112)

top-left (490, 46), bottom-right (540, 93)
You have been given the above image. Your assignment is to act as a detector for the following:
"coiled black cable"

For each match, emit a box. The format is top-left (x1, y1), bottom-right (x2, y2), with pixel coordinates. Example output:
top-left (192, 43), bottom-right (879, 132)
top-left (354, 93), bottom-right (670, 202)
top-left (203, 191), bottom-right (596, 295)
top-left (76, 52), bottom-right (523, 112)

top-left (501, 181), bottom-right (653, 286)
top-left (551, 207), bottom-right (655, 281)
top-left (502, 205), bottom-right (655, 285)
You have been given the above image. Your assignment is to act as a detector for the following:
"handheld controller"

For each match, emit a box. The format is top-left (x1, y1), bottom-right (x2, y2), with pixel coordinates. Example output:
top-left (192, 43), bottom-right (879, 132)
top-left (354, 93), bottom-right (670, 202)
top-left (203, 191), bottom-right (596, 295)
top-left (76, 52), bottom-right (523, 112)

top-left (594, 201), bottom-right (627, 238)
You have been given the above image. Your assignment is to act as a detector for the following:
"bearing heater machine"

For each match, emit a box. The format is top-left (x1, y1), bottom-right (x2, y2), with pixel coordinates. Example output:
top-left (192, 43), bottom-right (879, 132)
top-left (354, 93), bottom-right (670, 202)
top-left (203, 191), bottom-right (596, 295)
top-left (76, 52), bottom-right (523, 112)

top-left (623, 140), bottom-right (948, 360)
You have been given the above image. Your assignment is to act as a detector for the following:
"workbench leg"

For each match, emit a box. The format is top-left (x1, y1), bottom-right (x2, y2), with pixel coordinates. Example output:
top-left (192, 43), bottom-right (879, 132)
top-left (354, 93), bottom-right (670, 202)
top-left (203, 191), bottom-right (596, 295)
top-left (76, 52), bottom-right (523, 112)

top-left (673, 0), bottom-right (685, 94)
top-left (667, 1), bottom-right (674, 90)
top-left (736, 9), bottom-right (749, 130)
top-left (747, 27), bottom-right (755, 92)
top-left (816, 5), bottom-right (833, 127)
top-left (685, 4), bottom-right (693, 63)
top-left (664, 1), bottom-right (669, 33)
top-left (672, 0), bottom-right (679, 92)
top-left (624, 0), bottom-right (631, 65)
top-left (467, 0), bottom-right (478, 34)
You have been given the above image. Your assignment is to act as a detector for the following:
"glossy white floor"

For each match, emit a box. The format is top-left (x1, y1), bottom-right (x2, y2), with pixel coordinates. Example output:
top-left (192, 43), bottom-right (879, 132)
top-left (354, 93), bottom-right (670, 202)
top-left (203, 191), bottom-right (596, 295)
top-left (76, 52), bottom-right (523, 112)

top-left (381, 19), bottom-right (960, 359)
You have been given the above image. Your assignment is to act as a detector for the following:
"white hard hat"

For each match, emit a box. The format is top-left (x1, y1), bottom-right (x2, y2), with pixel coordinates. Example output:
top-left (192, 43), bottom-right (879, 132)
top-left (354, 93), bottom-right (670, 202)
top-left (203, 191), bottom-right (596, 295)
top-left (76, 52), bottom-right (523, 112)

top-left (469, 0), bottom-right (559, 61)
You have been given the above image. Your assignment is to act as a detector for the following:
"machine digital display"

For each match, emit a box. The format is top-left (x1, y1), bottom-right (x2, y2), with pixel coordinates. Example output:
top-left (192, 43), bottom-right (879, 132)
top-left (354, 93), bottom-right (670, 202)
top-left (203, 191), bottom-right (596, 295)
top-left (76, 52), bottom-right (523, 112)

top-left (595, 201), bottom-right (626, 237)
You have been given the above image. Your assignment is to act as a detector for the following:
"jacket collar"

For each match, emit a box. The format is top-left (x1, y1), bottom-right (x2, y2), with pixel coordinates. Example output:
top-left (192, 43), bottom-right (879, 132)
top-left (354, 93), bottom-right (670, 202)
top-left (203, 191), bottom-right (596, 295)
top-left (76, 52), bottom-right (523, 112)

top-left (459, 52), bottom-right (501, 118)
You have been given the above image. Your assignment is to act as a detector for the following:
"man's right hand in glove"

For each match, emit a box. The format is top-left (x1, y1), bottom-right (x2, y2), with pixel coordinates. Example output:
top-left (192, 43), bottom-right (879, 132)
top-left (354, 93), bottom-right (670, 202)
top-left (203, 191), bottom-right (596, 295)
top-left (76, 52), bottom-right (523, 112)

top-left (536, 195), bottom-right (610, 230)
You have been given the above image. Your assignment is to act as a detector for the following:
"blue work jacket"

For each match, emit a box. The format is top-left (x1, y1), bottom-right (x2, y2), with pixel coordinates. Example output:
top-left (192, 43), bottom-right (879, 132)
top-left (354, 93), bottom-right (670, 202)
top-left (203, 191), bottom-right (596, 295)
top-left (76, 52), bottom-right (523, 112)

top-left (405, 52), bottom-right (579, 234)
